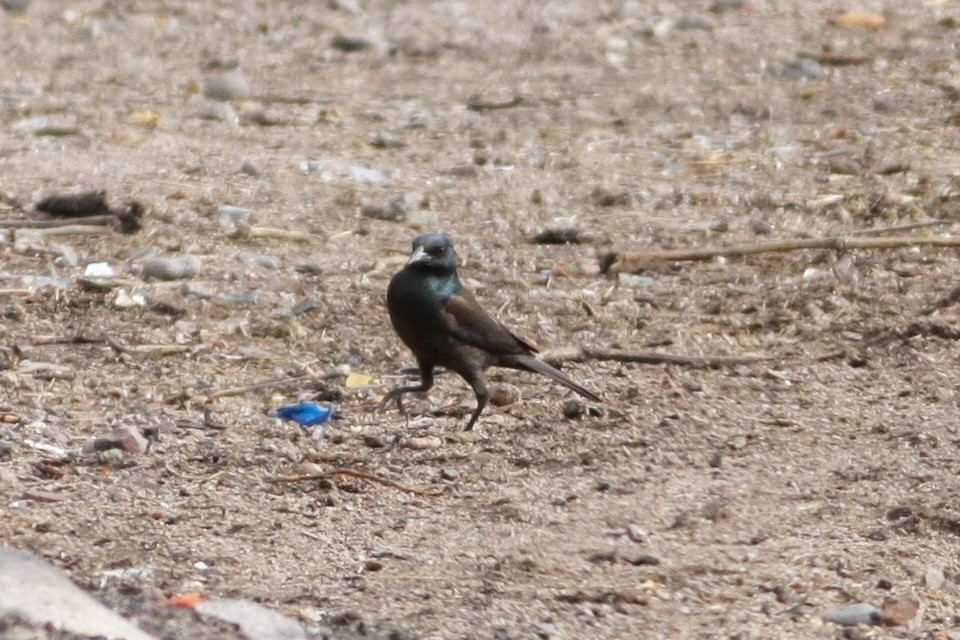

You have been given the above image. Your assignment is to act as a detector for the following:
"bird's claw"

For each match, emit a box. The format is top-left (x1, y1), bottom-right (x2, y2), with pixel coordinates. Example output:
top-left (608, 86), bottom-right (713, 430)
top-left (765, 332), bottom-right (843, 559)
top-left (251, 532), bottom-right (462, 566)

top-left (376, 388), bottom-right (404, 414)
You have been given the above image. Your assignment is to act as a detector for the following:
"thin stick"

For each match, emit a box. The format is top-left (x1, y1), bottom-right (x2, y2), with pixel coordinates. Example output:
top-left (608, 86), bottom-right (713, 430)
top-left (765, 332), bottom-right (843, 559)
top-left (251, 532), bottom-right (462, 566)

top-left (543, 346), bottom-right (771, 368)
top-left (35, 225), bottom-right (114, 236)
top-left (0, 215), bottom-right (117, 229)
top-left (204, 373), bottom-right (311, 401)
top-left (270, 467), bottom-right (445, 496)
top-left (228, 226), bottom-right (315, 243)
top-left (34, 334), bottom-right (106, 345)
top-left (106, 336), bottom-right (192, 357)
top-left (606, 234), bottom-right (960, 273)
top-left (251, 227), bottom-right (314, 242)
top-left (850, 220), bottom-right (950, 237)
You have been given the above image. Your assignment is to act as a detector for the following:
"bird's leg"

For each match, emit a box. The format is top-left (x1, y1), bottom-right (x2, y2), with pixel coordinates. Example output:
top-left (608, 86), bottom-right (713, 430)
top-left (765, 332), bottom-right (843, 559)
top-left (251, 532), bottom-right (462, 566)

top-left (459, 368), bottom-right (489, 431)
top-left (377, 362), bottom-right (434, 415)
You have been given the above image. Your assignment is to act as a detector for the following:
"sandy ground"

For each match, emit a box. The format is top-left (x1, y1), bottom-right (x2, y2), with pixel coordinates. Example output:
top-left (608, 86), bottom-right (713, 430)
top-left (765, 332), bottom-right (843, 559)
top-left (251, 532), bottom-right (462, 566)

top-left (2, 0), bottom-right (960, 638)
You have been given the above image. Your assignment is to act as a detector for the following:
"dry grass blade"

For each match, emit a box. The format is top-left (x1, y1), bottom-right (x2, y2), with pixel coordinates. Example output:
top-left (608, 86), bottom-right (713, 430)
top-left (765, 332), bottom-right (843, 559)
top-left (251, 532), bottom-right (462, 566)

top-left (106, 336), bottom-right (192, 357)
top-left (605, 234), bottom-right (960, 273)
top-left (270, 467), bottom-right (446, 496)
top-left (204, 373), bottom-right (311, 402)
top-left (543, 346), bottom-right (771, 368)
top-left (0, 215), bottom-right (118, 229)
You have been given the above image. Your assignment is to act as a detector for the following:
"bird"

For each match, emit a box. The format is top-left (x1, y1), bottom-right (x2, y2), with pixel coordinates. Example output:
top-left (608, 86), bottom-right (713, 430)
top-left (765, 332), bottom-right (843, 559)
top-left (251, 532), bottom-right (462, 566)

top-left (378, 233), bottom-right (600, 430)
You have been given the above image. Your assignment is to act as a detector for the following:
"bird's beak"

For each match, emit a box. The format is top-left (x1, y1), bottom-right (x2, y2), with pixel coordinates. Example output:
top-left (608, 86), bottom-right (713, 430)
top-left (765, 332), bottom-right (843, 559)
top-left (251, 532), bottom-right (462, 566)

top-left (408, 245), bottom-right (430, 265)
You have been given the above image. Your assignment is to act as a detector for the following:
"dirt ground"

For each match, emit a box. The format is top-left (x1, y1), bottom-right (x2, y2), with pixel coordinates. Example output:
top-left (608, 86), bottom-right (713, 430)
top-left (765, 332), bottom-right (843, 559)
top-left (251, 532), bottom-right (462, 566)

top-left (2, 0), bottom-right (960, 638)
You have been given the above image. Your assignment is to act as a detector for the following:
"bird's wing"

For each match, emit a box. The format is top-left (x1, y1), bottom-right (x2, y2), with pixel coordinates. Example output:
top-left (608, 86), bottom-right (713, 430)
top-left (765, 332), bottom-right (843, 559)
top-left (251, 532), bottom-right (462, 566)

top-left (440, 290), bottom-right (538, 355)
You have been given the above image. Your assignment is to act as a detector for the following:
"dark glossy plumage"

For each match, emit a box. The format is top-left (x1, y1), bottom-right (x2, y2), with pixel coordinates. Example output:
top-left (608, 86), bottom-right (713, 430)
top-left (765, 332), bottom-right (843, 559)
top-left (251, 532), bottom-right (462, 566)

top-left (379, 233), bottom-right (600, 430)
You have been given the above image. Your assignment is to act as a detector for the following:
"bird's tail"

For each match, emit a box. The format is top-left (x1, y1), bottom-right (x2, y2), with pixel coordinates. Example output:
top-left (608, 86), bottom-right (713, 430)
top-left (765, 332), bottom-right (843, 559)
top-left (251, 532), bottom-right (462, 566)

top-left (506, 355), bottom-right (601, 402)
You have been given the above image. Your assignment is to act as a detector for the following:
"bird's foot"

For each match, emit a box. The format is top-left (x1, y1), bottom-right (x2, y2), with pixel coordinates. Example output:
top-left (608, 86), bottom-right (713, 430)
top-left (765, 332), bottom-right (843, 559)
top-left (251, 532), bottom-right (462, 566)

top-left (376, 389), bottom-right (402, 413)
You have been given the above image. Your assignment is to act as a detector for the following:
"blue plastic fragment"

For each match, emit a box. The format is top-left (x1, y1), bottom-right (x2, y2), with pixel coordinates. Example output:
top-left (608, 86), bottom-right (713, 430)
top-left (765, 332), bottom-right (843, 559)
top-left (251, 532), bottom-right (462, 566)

top-left (273, 402), bottom-right (335, 428)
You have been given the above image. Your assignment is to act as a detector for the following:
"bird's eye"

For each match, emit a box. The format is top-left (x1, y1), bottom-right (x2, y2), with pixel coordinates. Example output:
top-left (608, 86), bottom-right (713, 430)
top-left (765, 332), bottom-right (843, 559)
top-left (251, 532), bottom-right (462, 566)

top-left (427, 246), bottom-right (443, 256)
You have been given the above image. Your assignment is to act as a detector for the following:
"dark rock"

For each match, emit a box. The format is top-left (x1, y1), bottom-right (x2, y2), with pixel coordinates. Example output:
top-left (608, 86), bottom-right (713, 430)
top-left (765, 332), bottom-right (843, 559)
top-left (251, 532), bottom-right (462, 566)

top-left (562, 398), bottom-right (585, 419)
top-left (35, 190), bottom-right (109, 217)
top-left (332, 34), bottom-right (373, 52)
top-left (533, 227), bottom-right (589, 245)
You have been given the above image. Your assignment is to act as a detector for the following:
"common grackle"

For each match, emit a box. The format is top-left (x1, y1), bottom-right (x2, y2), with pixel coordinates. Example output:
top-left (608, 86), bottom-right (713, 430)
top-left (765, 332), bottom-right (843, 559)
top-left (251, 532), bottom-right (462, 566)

top-left (379, 233), bottom-right (600, 430)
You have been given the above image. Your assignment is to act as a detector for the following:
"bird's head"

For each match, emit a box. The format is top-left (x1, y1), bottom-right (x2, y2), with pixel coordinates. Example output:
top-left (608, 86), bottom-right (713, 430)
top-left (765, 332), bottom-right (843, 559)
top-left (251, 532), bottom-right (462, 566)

top-left (407, 233), bottom-right (458, 274)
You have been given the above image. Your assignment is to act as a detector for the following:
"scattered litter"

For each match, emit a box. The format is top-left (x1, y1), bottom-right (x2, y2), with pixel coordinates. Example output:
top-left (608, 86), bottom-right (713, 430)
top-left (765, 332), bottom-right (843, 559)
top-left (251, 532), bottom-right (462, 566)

top-left (273, 402), bottom-right (335, 429)
top-left (84, 262), bottom-right (116, 278)
top-left (22, 439), bottom-right (76, 459)
top-left (114, 288), bottom-right (148, 309)
top-left (345, 373), bottom-right (372, 388)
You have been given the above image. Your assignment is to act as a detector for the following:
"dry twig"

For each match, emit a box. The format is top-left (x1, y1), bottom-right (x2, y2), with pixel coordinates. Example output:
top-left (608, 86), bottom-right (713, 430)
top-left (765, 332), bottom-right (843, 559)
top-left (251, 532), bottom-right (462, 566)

top-left (543, 346), bottom-right (771, 368)
top-left (204, 373), bottom-right (311, 402)
top-left (270, 467), bottom-right (445, 496)
top-left (107, 336), bottom-right (192, 357)
top-left (605, 234), bottom-right (960, 273)
top-left (0, 215), bottom-right (118, 229)
top-left (227, 224), bottom-right (314, 243)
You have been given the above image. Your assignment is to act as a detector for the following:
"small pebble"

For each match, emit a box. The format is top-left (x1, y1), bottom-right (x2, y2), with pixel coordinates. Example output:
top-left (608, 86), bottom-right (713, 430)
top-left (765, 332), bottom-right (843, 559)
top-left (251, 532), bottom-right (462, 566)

top-left (203, 68), bottom-right (250, 101)
top-left (360, 200), bottom-right (406, 222)
top-left (822, 603), bottom-right (881, 627)
top-left (83, 425), bottom-right (148, 455)
top-left (781, 57), bottom-right (824, 80)
top-left (331, 34), bottom-right (373, 52)
top-left (330, 0), bottom-right (362, 14)
top-left (533, 622), bottom-right (559, 639)
top-left (444, 164), bottom-right (480, 178)
top-left (2, 0), bottom-right (30, 12)
top-left (676, 13), bottom-right (714, 30)
top-left (533, 227), bottom-right (588, 245)
top-left (407, 212), bottom-right (440, 228)
top-left (370, 133), bottom-right (404, 149)
top-left (618, 273), bottom-right (655, 288)
top-left (440, 468), bottom-right (459, 481)
top-left (297, 462), bottom-right (324, 475)
top-left (350, 166), bottom-right (388, 185)
top-left (626, 525), bottom-right (647, 543)
top-left (924, 566), bottom-right (945, 590)
top-left (11, 116), bottom-right (80, 136)
top-left (239, 101), bottom-right (281, 126)
top-left (142, 255), bottom-right (202, 281)
top-left (239, 159), bottom-right (263, 176)
top-left (83, 262), bottom-right (116, 278)
top-left (291, 298), bottom-right (321, 315)
top-left (562, 398), bottom-right (585, 419)
top-left (236, 252), bottom-right (282, 270)
top-left (114, 289), bottom-right (147, 309)
top-left (363, 434), bottom-right (386, 448)
top-left (488, 384), bottom-right (519, 407)
top-left (404, 436), bottom-right (442, 451)
top-left (216, 292), bottom-right (260, 306)
top-left (624, 553), bottom-right (661, 566)
top-left (880, 596), bottom-right (919, 626)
